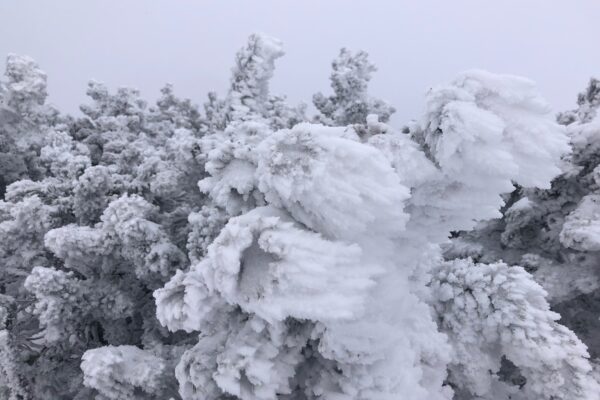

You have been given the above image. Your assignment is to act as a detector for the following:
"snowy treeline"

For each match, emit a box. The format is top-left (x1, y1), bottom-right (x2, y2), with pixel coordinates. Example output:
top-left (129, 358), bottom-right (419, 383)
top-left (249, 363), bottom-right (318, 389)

top-left (0, 34), bottom-right (599, 399)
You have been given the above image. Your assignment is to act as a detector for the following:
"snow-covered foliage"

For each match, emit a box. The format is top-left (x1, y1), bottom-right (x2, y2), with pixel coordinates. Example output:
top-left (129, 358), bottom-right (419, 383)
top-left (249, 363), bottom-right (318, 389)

top-left (0, 51), bottom-right (203, 398)
top-left (81, 345), bottom-right (174, 400)
top-left (432, 259), bottom-right (599, 400)
top-left (208, 33), bottom-right (305, 130)
top-left (0, 54), bottom-right (59, 196)
top-left (408, 70), bottom-right (569, 241)
top-left (447, 76), bottom-right (600, 366)
top-left (558, 78), bottom-right (600, 125)
top-left (313, 48), bottom-right (395, 126)
top-left (1, 34), bottom-right (598, 400)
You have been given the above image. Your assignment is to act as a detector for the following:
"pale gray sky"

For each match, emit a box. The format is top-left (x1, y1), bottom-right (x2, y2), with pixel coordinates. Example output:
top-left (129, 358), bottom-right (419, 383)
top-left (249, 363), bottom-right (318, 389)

top-left (1, 1), bottom-right (599, 124)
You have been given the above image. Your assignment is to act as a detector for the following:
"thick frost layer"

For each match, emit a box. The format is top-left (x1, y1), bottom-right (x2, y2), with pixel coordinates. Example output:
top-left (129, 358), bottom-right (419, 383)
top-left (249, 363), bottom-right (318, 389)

top-left (24, 266), bottom-right (81, 342)
top-left (200, 121), bottom-right (411, 240)
top-left (155, 68), bottom-right (581, 399)
top-left (227, 33), bottom-right (284, 122)
top-left (199, 121), bottom-right (272, 215)
top-left (443, 77), bottom-right (600, 370)
top-left (159, 116), bottom-right (454, 399)
top-left (177, 316), bottom-right (309, 400)
top-left (81, 346), bottom-right (166, 399)
top-left (156, 206), bottom-right (380, 328)
top-left (409, 70), bottom-right (570, 238)
top-left (432, 259), bottom-right (600, 400)
top-left (256, 123), bottom-right (410, 240)
top-left (560, 194), bottom-right (600, 251)
top-left (426, 70), bottom-right (568, 188)
top-left (45, 194), bottom-right (186, 281)
top-left (313, 48), bottom-right (395, 125)
top-left (367, 123), bottom-right (438, 188)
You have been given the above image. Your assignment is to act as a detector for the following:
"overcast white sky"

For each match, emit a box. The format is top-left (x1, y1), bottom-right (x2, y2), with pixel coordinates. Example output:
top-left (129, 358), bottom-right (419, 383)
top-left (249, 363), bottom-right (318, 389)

top-left (1, 1), bottom-right (599, 125)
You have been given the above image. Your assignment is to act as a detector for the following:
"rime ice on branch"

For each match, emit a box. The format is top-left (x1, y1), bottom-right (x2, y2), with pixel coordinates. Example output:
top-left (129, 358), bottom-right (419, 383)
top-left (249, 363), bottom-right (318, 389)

top-left (155, 36), bottom-right (596, 400)
top-left (0, 34), bottom-right (598, 400)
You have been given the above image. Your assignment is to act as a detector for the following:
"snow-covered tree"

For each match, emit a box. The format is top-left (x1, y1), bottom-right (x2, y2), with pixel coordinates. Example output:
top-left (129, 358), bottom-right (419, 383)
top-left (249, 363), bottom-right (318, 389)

top-left (557, 77), bottom-right (600, 125)
top-left (210, 33), bottom-right (305, 130)
top-left (156, 44), bottom-right (596, 398)
top-left (446, 76), bottom-right (600, 365)
top-left (81, 345), bottom-right (178, 400)
top-left (1, 34), bottom-right (599, 400)
top-left (432, 258), bottom-right (598, 400)
top-left (313, 48), bottom-right (395, 127)
top-left (0, 57), bottom-right (206, 397)
top-left (0, 54), bottom-right (59, 195)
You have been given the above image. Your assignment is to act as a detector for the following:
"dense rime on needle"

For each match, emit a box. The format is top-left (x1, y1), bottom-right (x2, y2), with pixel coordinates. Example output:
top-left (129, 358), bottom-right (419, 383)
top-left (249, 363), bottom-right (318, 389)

top-left (0, 34), bottom-right (598, 399)
top-left (446, 76), bottom-right (600, 389)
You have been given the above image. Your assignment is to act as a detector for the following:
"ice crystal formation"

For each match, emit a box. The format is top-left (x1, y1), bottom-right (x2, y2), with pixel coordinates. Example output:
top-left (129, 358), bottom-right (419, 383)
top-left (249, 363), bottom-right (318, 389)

top-left (0, 34), bottom-right (598, 400)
